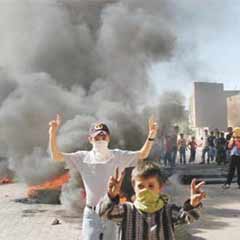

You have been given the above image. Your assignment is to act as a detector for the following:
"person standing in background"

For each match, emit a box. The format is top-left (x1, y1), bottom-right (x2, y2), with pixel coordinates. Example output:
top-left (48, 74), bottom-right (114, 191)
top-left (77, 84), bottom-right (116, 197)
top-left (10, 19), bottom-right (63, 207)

top-left (216, 132), bottom-right (227, 165)
top-left (178, 133), bottom-right (187, 165)
top-left (188, 136), bottom-right (198, 163)
top-left (170, 125), bottom-right (179, 168)
top-left (200, 129), bottom-right (209, 164)
top-left (226, 127), bottom-right (233, 163)
top-left (164, 135), bottom-right (173, 167)
top-left (208, 131), bottom-right (216, 162)
top-left (223, 127), bottom-right (240, 189)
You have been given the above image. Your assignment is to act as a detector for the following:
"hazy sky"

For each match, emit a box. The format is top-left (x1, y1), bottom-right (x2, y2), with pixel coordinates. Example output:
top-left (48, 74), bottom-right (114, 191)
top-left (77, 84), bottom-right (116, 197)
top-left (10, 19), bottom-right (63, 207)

top-left (150, 0), bottom-right (240, 97)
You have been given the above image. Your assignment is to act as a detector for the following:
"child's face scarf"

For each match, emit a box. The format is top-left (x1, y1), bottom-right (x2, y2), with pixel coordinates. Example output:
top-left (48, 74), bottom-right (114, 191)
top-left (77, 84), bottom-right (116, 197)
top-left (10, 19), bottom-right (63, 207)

top-left (134, 189), bottom-right (168, 213)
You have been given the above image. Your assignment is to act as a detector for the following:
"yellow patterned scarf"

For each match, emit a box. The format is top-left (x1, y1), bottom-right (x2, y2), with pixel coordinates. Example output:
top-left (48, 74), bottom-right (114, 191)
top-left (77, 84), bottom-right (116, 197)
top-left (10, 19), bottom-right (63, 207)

top-left (134, 189), bottom-right (168, 213)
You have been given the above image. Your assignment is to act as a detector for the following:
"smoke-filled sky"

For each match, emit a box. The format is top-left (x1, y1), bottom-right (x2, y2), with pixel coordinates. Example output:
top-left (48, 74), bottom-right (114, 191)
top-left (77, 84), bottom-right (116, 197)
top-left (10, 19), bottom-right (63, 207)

top-left (151, 0), bottom-right (240, 95)
top-left (0, 0), bottom-right (177, 183)
top-left (0, 0), bottom-right (239, 183)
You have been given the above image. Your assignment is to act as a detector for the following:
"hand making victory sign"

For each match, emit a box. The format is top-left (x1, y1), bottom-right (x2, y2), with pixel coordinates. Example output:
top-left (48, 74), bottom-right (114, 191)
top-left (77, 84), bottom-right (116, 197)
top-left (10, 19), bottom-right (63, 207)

top-left (190, 179), bottom-right (206, 207)
top-left (148, 115), bottom-right (158, 139)
top-left (108, 167), bottom-right (125, 199)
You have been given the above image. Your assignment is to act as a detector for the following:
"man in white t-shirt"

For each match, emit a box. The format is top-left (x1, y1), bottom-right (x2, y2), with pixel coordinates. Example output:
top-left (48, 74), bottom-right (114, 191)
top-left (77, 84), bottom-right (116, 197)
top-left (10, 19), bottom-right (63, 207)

top-left (200, 129), bottom-right (210, 164)
top-left (49, 114), bottom-right (158, 240)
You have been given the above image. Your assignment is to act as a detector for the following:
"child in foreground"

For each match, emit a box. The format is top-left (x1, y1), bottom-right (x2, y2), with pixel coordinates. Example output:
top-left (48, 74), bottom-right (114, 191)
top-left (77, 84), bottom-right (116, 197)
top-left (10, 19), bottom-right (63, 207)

top-left (97, 162), bottom-right (206, 240)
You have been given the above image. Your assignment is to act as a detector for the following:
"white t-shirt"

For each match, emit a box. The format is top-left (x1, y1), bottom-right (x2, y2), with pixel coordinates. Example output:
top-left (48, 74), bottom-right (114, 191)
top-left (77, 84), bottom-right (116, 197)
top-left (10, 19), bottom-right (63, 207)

top-left (202, 135), bottom-right (209, 148)
top-left (63, 149), bottom-right (139, 206)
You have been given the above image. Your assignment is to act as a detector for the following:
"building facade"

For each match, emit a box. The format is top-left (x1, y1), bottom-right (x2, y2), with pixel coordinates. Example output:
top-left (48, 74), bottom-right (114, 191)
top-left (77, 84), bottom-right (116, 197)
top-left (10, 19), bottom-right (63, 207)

top-left (227, 94), bottom-right (240, 128)
top-left (192, 82), bottom-right (240, 133)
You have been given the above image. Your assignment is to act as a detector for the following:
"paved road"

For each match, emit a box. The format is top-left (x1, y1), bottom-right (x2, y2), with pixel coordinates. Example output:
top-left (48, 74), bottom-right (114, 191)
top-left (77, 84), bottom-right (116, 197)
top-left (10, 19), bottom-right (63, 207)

top-left (189, 185), bottom-right (240, 240)
top-left (0, 183), bottom-right (82, 240)
top-left (0, 182), bottom-right (240, 240)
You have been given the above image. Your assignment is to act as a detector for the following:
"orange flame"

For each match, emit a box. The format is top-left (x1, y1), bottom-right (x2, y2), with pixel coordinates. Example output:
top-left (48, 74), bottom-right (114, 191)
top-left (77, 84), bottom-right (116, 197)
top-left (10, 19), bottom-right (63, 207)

top-left (0, 177), bottom-right (13, 184)
top-left (27, 173), bottom-right (70, 198)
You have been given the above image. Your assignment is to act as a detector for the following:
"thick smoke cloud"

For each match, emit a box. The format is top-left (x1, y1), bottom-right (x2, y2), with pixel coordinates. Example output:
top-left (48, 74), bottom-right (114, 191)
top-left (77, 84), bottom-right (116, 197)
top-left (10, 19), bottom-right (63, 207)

top-left (0, 0), bottom-right (176, 184)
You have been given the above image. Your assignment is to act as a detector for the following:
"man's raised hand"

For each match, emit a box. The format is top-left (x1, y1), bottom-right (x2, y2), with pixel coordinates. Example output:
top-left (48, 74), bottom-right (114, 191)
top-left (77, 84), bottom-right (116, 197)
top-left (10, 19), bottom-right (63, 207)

top-left (49, 114), bottom-right (61, 135)
top-left (148, 115), bottom-right (158, 139)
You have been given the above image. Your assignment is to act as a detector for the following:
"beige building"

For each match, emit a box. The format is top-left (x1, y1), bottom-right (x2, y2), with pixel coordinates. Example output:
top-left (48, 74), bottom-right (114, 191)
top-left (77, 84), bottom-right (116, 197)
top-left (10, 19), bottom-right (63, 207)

top-left (192, 82), bottom-right (240, 133)
top-left (227, 94), bottom-right (240, 127)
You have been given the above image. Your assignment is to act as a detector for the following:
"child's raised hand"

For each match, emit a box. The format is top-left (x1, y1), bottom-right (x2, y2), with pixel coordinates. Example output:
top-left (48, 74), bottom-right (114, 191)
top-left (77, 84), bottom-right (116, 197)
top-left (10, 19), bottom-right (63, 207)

top-left (190, 179), bottom-right (206, 207)
top-left (108, 167), bottom-right (125, 199)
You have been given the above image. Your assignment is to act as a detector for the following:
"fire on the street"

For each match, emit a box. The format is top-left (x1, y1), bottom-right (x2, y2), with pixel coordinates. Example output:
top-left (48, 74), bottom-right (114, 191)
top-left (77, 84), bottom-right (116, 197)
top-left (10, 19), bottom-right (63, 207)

top-left (27, 172), bottom-right (70, 198)
top-left (0, 177), bottom-right (13, 184)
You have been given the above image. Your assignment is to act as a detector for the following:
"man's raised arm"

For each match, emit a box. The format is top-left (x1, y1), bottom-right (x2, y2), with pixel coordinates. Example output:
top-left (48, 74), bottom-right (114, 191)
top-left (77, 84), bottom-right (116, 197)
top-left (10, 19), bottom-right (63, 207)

top-left (49, 114), bottom-right (64, 162)
top-left (138, 116), bottom-right (158, 160)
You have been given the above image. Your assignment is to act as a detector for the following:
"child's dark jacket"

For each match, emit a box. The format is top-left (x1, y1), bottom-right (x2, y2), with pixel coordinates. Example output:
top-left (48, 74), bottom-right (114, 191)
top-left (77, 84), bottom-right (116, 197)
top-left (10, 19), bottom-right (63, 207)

top-left (97, 195), bottom-right (202, 240)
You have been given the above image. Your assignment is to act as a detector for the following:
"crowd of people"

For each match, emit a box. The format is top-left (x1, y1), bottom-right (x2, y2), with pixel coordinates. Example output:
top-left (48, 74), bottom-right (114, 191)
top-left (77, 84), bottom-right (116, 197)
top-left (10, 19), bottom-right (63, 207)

top-left (159, 126), bottom-right (235, 167)
top-left (159, 125), bottom-right (240, 190)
